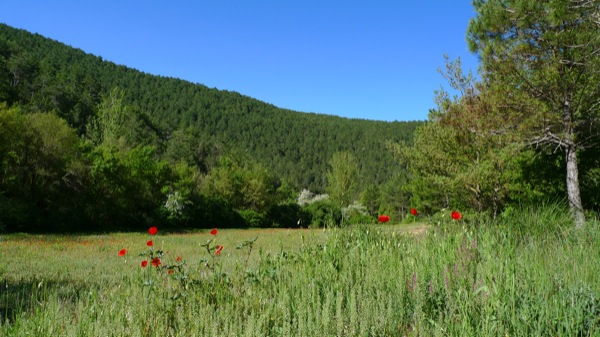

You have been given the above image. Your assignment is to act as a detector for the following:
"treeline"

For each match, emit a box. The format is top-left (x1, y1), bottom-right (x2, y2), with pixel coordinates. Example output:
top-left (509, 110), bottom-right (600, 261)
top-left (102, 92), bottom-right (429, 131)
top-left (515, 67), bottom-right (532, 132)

top-left (0, 24), bottom-right (419, 232)
top-left (3, 0), bottom-right (598, 234)
top-left (0, 24), bottom-right (418, 191)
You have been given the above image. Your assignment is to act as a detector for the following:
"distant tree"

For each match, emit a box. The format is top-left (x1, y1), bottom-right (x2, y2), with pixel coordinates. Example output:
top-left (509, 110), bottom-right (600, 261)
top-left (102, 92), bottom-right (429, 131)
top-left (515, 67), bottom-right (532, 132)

top-left (202, 154), bottom-right (281, 214)
top-left (326, 151), bottom-right (359, 223)
top-left (86, 144), bottom-right (171, 229)
top-left (467, 0), bottom-right (600, 228)
top-left (241, 162), bottom-right (279, 213)
top-left (86, 87), bottom-right (128, 147)
top-left (391, 58), bottom-right (530, 215)
top-left (0, 104), bottom-right (85, 230)
top-left (360, 184), bottom-right (381, 216)
top-left (378, 171), bottom-right (411, 219)
top-left (0, 103), bottom-right (29, 230)
top-left (202, 155), bottom-right (246, 209)
top-left (0, 23), bottom-right (423, 223)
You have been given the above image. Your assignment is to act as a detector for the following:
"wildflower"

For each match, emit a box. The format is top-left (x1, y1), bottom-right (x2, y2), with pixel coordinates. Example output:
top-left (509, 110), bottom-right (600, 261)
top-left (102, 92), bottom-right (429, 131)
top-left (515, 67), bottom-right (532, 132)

top-left (215, 245), bottom-right (223, 255)
top-left (152, 257), bottom-right (161, 267)
top-left (148, 227), bottom-right (158, 235)
top-left (176, 256), bottom-right (182, 262)
top-left (146, 240), bottom-right (153, 247)
top-left (210, 228), bottom-right (218, 235)
top-left (410, 208), bottom-right (418, 216)
top-left (168, 269), bottom-right (174, 275)
top-left (451, 211), bottom-right (462, 220)
top-left (378, 215), bottom-right (390, 223)
top-left (118, 249), bottom-right (127, 256)
top-left (141, 260), bottom-right (148, 268)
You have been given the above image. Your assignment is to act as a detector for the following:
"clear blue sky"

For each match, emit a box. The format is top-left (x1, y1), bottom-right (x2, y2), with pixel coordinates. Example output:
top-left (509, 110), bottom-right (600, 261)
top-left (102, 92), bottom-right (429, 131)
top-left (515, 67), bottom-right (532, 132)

top-left (0, 1), bottom-right (479, 122)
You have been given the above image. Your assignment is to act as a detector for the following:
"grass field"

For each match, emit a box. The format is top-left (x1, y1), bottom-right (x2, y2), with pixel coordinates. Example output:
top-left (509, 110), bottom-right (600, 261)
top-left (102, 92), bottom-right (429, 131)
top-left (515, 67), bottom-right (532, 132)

top-left (1, 209), bottom-right (599, 336)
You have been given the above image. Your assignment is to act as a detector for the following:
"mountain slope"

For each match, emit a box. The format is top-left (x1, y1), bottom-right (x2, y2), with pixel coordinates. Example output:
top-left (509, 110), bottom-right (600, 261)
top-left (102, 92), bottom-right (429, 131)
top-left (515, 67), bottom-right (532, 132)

top-left (0, 23), bottom-right (421, 191)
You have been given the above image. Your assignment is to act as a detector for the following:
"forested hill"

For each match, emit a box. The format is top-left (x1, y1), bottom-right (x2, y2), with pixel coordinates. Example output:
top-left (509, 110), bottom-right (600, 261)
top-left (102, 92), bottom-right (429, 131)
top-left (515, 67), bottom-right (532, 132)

top-left (0, 23), bottom-right (420, 191)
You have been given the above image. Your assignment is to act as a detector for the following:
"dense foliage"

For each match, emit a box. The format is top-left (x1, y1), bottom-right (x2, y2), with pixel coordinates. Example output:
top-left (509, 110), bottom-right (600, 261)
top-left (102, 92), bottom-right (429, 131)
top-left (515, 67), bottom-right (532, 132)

top-left (2, 0), bottom-right (599, 233)
top-left (391, 0), bottom-right (600, 224)
top-left (0, 24), bottom-right (419, 232)
top-left (467, 0), bottom-right (600, 227)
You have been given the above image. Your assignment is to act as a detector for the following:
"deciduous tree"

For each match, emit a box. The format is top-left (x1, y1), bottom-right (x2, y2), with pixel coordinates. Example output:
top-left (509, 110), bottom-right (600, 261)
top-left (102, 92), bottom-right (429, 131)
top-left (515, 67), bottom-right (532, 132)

top-left (326, 151), bottom-right (359, 213)
top-left (391, 58), bottom-right (530, 215)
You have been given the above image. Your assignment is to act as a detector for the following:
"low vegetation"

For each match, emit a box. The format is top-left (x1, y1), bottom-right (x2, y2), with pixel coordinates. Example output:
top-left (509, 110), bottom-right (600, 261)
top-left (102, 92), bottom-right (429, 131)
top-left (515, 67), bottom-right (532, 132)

top-left (2, 207), bottom-right (598, 336)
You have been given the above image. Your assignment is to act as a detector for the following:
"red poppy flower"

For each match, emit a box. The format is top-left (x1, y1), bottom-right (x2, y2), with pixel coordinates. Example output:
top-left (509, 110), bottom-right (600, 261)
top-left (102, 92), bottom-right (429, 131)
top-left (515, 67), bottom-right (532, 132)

top-left (168, 269), bottom-right (174, 275)
top-left (146, 240), bottom-right (153, 247)
top-left (410, 208), bottom-right (418, 216)
top-left (148, 227), bottom-right (158, 235)
top-left (378, 215), bottom-right (390, 223)
top-left (118, 249), bottom-right (127, 256)
top-left (151, 257), bottom-right (161, 267)
top-left (215, 245), bottom-right (223, 255)
top-left (176, 256), bottom-right (182, 262)
top-left (451, 211), bottom-right (462, 220)
top-left (141, 260), bottom-right (148, 268)
top-left (210, 228), bottom-right (218, 235)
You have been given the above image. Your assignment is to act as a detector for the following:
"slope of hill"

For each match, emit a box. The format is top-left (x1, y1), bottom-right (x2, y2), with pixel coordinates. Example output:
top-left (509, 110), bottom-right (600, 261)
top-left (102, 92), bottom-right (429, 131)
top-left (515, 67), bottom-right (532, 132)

top-left (0, 23), bottom-right (421, 192)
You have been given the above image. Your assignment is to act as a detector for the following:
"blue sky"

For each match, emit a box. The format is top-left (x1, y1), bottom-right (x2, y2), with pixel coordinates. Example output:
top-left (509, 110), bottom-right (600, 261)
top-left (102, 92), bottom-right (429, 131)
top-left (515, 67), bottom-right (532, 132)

top-left (0, 1), bottom-right (479, 122)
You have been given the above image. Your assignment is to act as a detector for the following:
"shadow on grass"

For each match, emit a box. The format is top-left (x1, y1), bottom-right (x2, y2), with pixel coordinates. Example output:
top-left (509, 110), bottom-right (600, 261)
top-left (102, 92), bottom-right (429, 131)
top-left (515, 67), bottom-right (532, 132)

top-left (1, 278), bottom-right (90, 324)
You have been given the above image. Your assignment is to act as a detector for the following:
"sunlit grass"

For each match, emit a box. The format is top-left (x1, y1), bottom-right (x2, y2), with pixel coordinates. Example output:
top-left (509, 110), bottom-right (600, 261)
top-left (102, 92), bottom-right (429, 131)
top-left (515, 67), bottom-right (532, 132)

top-left (1, 214), bottom-right (598, 336)
top-left (0, 224), bottom-right (427, 283)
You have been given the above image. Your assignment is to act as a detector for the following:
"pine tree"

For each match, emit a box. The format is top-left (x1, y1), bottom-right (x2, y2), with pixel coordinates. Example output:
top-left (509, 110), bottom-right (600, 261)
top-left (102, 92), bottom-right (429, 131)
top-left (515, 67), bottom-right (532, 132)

top-left (468, 0), bottom-right (600, 228)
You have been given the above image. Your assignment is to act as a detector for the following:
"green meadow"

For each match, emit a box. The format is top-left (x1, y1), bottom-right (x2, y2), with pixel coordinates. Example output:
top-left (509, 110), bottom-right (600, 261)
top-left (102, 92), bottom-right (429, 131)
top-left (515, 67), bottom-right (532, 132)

top-left (2, 3), bottom-right (600, 336)
top-left (1, 207), bottom-right (598, 337)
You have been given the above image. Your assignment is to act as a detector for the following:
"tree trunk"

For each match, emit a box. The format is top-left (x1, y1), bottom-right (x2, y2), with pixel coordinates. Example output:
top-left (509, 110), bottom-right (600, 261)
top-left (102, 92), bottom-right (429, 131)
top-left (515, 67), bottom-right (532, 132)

top-left (565, 145), bottom-right (585, 229)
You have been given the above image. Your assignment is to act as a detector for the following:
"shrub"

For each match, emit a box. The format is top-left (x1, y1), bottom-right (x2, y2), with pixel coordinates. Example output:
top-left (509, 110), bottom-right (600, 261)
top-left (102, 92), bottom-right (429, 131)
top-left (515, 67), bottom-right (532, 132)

top-left (304, 199), bottom-right (342, 228)
top-left (267, 202), bottom-right (310, 228)
top-left (296, 189), bottom-right (329, 206)
top-left (342, 202), bottom-right (374, 225)
top-left (238, 209), bottom-right (267, 228)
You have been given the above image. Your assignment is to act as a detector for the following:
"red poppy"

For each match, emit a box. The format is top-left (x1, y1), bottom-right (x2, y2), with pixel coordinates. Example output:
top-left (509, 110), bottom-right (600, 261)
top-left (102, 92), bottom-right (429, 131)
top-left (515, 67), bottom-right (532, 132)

top-left (176, 256), bottom-right (182, 262)
top-left (151, 257), bottom-right (161, 267)
top-left (118, 249), bottom-right (127, 256)
top-left (168, 269), bottom-right (173, 275)
top-left (210, 228), bottom-right (218, 235)
top-left (451, 211), bottom-right (462, 220)
top-left (410, 208), bottom-right (418, 216)
top-left (141, 260), bottom-right (148, 268)
top-left (215, 245), bottom-right (223, 255)
top-left (148, 227), bottom-right (158, 235)
top-left (378, 215), bottom-right (390, 223)
top-left (146, 240), bottom-right (153, 247)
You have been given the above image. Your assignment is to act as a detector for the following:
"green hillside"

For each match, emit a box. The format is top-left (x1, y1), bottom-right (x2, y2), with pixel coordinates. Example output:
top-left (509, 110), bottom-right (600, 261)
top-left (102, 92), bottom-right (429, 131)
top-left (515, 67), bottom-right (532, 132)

top-left (0, 23), bottom-right (420, 191)
top-left (0, 23), bottom-right (421, 232)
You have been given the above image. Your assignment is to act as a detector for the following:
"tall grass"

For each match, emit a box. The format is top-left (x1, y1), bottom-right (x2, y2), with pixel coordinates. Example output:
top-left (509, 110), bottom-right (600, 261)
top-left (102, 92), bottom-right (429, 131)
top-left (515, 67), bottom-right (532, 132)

top-left (1, 207), bottom-right (598, 336)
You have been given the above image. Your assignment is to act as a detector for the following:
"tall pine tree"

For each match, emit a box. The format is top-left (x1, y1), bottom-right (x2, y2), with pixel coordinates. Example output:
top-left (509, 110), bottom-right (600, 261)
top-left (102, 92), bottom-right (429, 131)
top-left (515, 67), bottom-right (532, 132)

top-left (468, 0), bottom-right (600, 228)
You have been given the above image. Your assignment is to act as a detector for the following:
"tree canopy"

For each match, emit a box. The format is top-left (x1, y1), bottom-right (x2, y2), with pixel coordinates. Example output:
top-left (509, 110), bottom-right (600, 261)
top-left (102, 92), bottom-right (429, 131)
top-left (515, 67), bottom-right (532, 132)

top-left (467, 0), bottom-right (600, 227)
top-left (0, 23), bottom-right (420, 231)
top-left (388, 1), bottom-right (595, 222)
top-left (0, 23), bottom-right (420, 194)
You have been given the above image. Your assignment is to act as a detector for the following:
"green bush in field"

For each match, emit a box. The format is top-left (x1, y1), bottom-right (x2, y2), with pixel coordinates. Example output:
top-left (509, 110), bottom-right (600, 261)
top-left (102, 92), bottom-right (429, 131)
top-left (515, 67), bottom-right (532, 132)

top-left (304, 199), bottom-right (342, 228)
top-left (238, 209), bottom-right (267, 228)
top-left (266, 202), bottom-right (310, 228)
